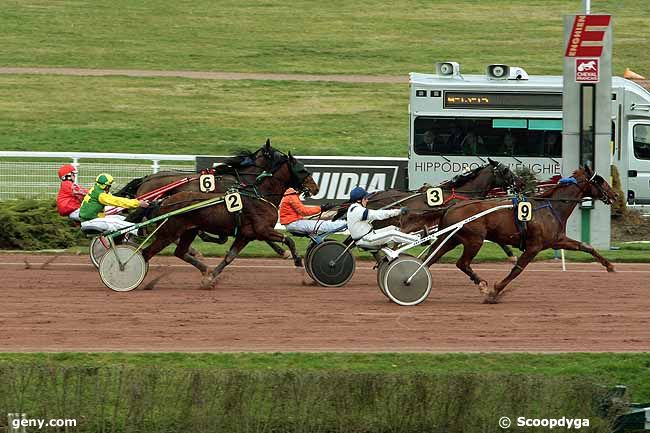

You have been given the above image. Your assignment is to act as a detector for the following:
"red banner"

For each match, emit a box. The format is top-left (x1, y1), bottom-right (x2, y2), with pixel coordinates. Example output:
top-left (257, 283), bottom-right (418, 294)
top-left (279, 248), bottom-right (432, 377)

top-left (565, 15), bottom-right (611, 57)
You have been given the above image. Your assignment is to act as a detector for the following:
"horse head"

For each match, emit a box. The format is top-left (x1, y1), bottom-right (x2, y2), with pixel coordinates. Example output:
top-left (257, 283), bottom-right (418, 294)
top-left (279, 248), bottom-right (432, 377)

top-left (487, 158), bottom-right (523, 191)
top-left (575, 166), bottom-right (617, 205)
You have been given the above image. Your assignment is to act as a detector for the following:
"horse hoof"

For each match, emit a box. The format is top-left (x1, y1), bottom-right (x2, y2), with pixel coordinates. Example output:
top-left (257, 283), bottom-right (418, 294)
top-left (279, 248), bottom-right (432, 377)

top-left (302, 279), bottom-right (318, 286)
top-left (294, 258), bottom-right (304, 268)
top-left (478, 281), bottom-right (489, 295)
top-left (199, 278), bottom-right (213, 290)
top-left (482, 295), bottom-right (499, 304)
top-left (282, 250), bottom-right (293, 260)
top-left (607, 266), bottom-right (616, 273)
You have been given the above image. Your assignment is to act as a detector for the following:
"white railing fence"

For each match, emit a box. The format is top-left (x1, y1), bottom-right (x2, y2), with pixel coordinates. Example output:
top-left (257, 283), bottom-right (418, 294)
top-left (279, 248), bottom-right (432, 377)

top-left (0, 152), bottom-right (195, 199)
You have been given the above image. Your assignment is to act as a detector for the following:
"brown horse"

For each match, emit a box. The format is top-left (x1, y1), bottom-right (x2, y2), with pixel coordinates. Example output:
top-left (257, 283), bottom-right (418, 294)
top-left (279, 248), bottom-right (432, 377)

top-left (333, 159), bottom-right (522, 259)
top-left (118, 140), bottom-right (290, 257)
top-left (141, 148), bottom-right (319, 289)
top-left (424, 166), bottom-right (617, 303)
top-left (364, 158), bottom-right (522, 233)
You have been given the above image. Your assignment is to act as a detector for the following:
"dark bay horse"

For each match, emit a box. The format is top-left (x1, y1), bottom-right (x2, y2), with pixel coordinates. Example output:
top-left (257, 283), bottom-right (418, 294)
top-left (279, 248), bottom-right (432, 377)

top-left (363, 158), bottom-right (522, 233)
top-left (425, 166), bottom-right (617, 303)
top-left (333, 158), bottom-right (522, 260)
top-left (141, 149), bottom-right (319, 289)
top-left (117, 140), bottom-right (290, 257)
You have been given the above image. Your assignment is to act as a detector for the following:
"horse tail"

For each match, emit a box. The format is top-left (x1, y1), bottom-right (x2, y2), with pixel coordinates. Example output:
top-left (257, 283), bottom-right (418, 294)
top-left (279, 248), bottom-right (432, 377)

top-left (332, 203), bottom-right (350, 221)
top-left (115, 176), bottom-right (147, 198)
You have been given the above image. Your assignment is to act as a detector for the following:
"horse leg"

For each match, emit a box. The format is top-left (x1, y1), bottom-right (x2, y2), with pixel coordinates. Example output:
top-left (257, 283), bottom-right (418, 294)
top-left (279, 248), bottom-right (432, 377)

top-left (174, 230), bottom-right (208, 274)
top-left (454, 236), bottom-right (489, 295)
top-left (266, 241), bottom-right (290, 259)
top-left (489, 247), bottom-right (541, 303)
top-left (206, 235), bottom-right (250, 289)
top-left (500, 243), bottom-right (517, 263)
top-left (552, 237), bottom-right (615, 272)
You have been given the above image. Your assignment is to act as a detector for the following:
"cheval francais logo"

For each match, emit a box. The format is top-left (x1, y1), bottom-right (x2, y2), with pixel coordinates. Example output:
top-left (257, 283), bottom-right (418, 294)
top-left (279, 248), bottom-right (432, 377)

top-left (575, 58), bottom-right (599, 83)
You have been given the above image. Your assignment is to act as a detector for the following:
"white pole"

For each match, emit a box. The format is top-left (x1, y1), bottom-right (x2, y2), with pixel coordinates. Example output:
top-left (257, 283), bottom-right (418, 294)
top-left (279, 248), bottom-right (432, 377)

top-left (584, 0), bottom-right (590, 14)
top-left (561, 249), bottom-right (566, 271)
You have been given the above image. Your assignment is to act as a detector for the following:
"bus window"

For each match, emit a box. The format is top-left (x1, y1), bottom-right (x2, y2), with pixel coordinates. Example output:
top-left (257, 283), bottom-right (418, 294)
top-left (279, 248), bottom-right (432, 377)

top-left (633, 124), bottom-right (650, 160)
top-left (413, 116), bottom-right (562, 158)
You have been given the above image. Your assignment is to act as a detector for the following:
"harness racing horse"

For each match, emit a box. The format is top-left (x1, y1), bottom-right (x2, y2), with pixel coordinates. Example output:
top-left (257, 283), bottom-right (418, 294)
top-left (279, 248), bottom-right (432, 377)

top-left (425, 166), bottom-right (617, 303)
top-left (333, 158), bottom-right (522, 259)
top-left (141, 149), bottom-right (319, 289)
top-left (117, 139), bottom-right (290, 257)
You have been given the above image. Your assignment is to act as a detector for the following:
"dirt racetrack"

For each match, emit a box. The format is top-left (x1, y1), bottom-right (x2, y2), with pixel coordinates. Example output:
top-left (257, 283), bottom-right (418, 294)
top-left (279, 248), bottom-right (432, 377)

top-left (0, 253), bottom-right (648, 352)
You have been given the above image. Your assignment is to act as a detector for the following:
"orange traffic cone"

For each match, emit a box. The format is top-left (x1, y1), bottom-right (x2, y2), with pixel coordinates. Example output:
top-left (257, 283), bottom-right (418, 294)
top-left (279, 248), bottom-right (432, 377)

top-left (624, 68), bottom-right (646, 80)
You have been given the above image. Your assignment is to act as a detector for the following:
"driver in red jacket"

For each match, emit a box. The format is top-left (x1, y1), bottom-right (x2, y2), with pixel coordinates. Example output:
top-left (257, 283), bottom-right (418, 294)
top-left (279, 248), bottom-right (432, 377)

top-left (56, 164), bottom-right (88, 222)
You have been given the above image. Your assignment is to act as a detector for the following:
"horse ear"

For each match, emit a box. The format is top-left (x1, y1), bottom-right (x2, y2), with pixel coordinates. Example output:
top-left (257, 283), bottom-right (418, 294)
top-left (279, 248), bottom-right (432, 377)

top-left (288, 151), bottom-right (295, 161)
top-left (265, 138), bottom-right (271, 149)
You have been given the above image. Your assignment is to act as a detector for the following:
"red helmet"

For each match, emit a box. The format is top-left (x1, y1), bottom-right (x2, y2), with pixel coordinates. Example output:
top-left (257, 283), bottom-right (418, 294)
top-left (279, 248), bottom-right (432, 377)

top-left (58, 164), bottom-right (77, 180)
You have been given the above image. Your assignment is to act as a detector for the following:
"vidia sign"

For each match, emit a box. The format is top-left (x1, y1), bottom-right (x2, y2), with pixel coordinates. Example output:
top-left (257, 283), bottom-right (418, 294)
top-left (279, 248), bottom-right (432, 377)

top-left (564, 14), bottom-right (610, 83)
top-left (196, 156), bottom-right (408, 205)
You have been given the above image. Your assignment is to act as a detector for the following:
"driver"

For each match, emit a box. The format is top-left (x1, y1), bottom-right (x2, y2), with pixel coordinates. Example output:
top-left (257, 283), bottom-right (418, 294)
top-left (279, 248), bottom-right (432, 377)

top-left (79, 173), bottom-right (149, 233)
top-left (56, 164), bottom-right (88, 222)
top-left (279, 188), bottom-right (345, 235)
top-left (346, 187), bottom-right (420, 249)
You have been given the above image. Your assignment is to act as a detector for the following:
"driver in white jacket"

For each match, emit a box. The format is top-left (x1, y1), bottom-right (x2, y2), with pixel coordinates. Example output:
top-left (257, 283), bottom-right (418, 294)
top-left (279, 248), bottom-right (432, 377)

top-left (346, 186), bottom-right (420, 249)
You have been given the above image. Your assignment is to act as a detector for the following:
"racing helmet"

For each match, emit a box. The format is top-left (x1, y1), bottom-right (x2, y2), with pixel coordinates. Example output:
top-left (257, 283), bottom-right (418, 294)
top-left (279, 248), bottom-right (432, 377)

top-left (95, 173), bottom-right (114, 189)
top-left (349, 186), bottom-right (369, 202)
top-left (58, 164), bottom-right (77, 180)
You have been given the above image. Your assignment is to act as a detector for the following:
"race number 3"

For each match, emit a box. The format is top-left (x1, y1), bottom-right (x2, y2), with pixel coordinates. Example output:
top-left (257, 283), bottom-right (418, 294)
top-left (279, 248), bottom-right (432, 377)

top-left (426, 187), bottom-right (444, 207)
top-left (199, 174), bottom-right (216, 192)
top-left (517, 202), bottom-right (533, 222)
top-left (225, 192), bottom-right (243, 213)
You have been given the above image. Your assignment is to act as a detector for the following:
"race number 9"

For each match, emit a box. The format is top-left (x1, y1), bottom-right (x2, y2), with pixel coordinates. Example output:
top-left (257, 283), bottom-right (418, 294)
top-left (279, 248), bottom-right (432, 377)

top-left (199, 174), bottom-right (216, 193)
top-left (517, 202), bottom-right (533, 222)
top-left (225, 192), bottom-right (243, 213)
top-left (426, 187), bottom-right (444, 207)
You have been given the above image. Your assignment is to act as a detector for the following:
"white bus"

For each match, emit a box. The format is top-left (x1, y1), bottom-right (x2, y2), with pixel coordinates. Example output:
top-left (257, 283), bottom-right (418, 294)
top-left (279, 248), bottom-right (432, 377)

top-left (408, 63), bottom-right (650, 205)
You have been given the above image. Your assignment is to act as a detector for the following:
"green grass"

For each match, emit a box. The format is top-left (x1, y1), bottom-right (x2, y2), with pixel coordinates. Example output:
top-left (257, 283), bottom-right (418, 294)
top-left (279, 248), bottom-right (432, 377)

top-left (2, 352), bottom-right (650, 401)
top-left (0, 75), bottom-right (405, 156)
top-left (0, 0), bottom-right (648, 76)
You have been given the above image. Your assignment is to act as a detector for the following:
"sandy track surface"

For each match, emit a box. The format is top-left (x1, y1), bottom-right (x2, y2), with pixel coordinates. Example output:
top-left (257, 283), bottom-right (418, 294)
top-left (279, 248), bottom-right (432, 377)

top-left (0, 254), bottom-right (648, 352)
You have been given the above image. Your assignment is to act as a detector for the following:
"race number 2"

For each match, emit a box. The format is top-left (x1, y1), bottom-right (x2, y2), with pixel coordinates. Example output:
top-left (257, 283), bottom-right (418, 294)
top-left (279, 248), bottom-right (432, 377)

top-left (517, 202), bottom-right (533, 222)
top-left (225, 192), bottom-right (243, 213)
top-left (426, 187), bottom-right (444, 207)
top-left (199, 174), bottom-right (216, 192)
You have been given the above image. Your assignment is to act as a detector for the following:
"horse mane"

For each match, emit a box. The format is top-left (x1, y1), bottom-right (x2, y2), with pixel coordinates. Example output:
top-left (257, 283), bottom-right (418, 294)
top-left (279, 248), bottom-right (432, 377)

top-left (443, 164), bottom-right (487, 188)
top-left (213, 149), bottom-right (258, 175)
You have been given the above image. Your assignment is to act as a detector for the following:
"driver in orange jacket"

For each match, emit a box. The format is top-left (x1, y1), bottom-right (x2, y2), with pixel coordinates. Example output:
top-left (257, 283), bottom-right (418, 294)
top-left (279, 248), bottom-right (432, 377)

top-left (279, 188), bottom-right (345, 235)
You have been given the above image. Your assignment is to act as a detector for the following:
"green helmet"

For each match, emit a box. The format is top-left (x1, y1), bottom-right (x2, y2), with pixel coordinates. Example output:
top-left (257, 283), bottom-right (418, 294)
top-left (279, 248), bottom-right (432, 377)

top-left (95, 173), bottom-right (114, 189)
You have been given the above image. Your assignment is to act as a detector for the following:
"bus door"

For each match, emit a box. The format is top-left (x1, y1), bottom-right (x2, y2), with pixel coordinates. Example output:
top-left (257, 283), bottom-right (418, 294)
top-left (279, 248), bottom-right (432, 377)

top-left (627, 120), bottom-right (650, 204)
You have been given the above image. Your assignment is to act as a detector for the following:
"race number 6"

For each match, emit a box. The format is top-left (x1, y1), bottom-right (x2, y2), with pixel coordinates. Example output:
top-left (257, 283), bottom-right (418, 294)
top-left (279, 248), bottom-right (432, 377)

top-left (199, 174), bottom-right (216, 192)
top-left (517, 202), bottom-right (533, 222)
top-left (225, 192), bottom-right (243, 213)
top-left (426, 187), bottom-right (444, 207)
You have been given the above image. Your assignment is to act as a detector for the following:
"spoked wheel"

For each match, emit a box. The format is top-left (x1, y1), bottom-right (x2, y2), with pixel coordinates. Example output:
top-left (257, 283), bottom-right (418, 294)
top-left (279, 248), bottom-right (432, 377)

top-left (99, 244), bottom-right (148, 292)
top-left (90, 236), bottom-right (138, 268)
top-left (309, 241), bottom-right (355, 287)
top-left (90, 236), bottom-right (111, 268)
top-left (383, 256), bottom-right (432, 306)
top-left (303, 240), bottom-right (322, 281)
top-left (375, 258), bottom-right (391, 299)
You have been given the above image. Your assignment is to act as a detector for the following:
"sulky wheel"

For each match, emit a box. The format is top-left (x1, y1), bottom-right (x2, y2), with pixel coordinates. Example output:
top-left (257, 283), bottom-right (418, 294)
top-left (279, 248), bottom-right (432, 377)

top-left (90, 236), bottom-right (111, 268)
top-left (309, 241), bottom-right (355, 287)
top-left (382, 256), bottom-right (432, 306)
top-left (375, 257), bottom-right (391, 299)
top-left (99, 244), bottom-right (148, 292)
top-left (303, 240), bottom-right (322, 281)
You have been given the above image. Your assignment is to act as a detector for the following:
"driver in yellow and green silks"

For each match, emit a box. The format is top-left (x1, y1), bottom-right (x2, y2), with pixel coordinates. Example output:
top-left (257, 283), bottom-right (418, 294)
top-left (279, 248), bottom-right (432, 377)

top-left (79, 173), bottom-right (149, 234)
